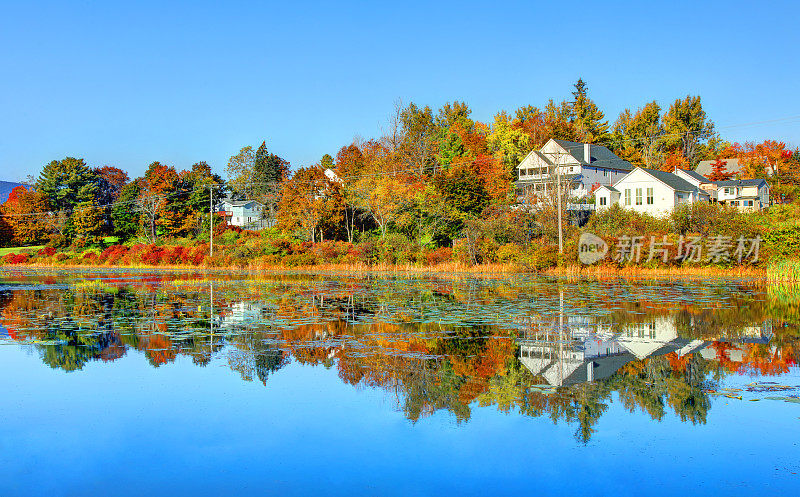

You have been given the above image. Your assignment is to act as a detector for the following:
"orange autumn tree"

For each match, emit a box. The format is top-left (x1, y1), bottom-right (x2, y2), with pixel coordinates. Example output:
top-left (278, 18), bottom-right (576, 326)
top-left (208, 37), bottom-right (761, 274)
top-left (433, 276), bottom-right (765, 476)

top-left (1, 186), bottom-right (50, 245)
top-left (707, 158), bottom-right (733, 181)
top-left (137, 161), bottom-right (179, 242)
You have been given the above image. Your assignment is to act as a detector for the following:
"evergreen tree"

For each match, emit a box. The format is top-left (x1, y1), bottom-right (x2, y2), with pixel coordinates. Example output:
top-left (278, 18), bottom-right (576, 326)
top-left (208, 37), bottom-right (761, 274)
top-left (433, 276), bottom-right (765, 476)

top-left (36, 157), bottom-right (98, 212)
top-left (569, 79), bottom-right (610, 145)
top-left (112, 181), bottom-right (141, 241)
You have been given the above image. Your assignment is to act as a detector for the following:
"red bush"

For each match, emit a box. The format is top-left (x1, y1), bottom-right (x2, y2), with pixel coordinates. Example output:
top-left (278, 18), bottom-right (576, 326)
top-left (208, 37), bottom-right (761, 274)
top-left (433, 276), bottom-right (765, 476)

top-left (99, 245), bottom-right (129, 264)
top-left (37, 247), bottom-right (56, 257)
top-left (2, 253), bottom-right (28, 264)
top-left (140, 245), bottom-right (165, 265)
top-left (425, 247), bottom-right (452, 266)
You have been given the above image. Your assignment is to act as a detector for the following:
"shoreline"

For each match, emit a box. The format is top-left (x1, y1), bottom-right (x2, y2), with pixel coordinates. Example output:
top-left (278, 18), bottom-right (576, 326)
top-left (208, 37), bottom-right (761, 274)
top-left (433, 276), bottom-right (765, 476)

top-left (1, 261), bottom-right (790, 282)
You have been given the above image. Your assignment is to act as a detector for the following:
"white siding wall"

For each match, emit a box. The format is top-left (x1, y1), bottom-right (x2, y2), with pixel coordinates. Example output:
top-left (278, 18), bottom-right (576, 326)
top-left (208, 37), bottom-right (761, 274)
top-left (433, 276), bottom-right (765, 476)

top-left (614, 169), bottom-right (677, 216)
top-left (594, 189), bottom-right (620, 211)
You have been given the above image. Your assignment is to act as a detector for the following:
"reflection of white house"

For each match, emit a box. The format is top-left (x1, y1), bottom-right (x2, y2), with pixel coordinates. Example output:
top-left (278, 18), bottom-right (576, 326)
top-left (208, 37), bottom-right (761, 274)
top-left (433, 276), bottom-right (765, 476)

top-left (517, 313), bottom-right (774, 386)
top-left (220, 301), bottom-right (267, 326)
top-left (595, 167), bottom-right (709, 216)
top-left (217, 198), bottom-right (272, 230)
top-left (515, 139), bottom-right (633, 203)
top-left (616, 317), bottom-right (679, 360)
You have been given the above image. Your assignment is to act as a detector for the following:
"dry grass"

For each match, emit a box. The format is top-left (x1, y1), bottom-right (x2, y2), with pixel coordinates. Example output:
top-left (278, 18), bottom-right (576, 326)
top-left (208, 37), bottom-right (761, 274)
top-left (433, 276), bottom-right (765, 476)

top-left (3, 259), bottom-right (780, 282)
top-left (544, 264), bottom-right (768, 280)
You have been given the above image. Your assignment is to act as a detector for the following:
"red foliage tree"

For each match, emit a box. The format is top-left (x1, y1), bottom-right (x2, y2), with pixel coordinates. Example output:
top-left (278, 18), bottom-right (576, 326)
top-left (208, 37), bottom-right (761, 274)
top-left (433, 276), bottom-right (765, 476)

top-left (707, 158), bottom-right (733, 181)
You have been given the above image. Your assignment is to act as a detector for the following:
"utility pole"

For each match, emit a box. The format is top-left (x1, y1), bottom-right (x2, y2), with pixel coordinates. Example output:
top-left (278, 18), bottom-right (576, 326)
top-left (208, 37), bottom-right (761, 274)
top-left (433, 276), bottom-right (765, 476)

top-left (209, 185), bottom-right (214, 256)
top-left (553, 148), bottom-right (565, 256)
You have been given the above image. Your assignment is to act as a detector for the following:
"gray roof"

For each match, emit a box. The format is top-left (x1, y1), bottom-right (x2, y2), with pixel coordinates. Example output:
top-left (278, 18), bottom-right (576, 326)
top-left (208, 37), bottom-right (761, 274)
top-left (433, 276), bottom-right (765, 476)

top-left (219, 198), bottom-right (262, 207)
top-left (714, 179), bottom-right (768, 188)
top-left (639, 168), bottom-right (698, 192)
top-left (553, 139), bottom-right (634, 171)
top-left (596, 185), bottom-right (619, 193)
top-left (532, 150), bottom-right (554, 165)
top-left (677, 168), bottom-right (710, 183)
top-left (696, 158), bottom-right (742, 177)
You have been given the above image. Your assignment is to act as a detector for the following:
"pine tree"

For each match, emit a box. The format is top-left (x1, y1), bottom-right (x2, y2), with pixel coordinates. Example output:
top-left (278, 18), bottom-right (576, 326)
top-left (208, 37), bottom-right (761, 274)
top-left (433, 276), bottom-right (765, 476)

top-left (570, 79), bottom-right (610, 145)
top-left (36, 157), bottom-right (98, 212)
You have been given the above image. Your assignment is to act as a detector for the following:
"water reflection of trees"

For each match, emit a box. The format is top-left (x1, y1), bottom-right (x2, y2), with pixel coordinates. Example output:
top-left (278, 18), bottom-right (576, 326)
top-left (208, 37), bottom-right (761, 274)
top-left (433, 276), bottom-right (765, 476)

top-left (0, 272), bottom-right (797, 442)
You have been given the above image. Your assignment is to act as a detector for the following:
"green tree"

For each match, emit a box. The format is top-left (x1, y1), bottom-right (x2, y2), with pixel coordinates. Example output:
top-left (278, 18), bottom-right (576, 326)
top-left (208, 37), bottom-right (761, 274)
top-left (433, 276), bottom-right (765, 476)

top-left (487, 111), bottom-right (532, 174)
top-left (36, 157), bottom-right (98, 213)
top-left (112, 181), bottom-right (141, 241)
top-left (226, 146), bottom-right (256, 199)
top-left (570, 78), bottom-right (610, 145)
top-left (72, 201), bottom-right (105, 242)
top-left (400, 103), bottom-right (438, 176)
top-left (612, 101), bottom-right (663, 168)
top-left (662, 95), bottom-right (715, 167)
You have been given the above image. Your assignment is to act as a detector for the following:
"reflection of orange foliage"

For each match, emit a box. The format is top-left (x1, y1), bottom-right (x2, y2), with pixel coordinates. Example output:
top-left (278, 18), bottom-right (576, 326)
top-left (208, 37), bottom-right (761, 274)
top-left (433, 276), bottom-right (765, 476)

top-left (665, 352), bottom-right (691, 373)
top-left (739, 343), bottom-right (796, 376)
top-left (450, 337), bottom-right (515, 403)
top-left (143, 334), bottom-right (177, 367)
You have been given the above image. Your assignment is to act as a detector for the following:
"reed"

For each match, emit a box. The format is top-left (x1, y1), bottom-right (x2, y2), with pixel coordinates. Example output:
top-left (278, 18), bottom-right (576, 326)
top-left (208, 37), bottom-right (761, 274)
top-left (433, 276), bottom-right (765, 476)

top-left (766, 259), bottom-right (800, 283)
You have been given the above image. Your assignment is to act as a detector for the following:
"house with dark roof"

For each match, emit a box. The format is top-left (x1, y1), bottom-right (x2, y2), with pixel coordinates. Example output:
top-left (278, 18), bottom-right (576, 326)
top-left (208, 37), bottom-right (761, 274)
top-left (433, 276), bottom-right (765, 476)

top-left (515, 138), bottom-right (634, 204)
top-left (595, 167), bottom-right (709, 216)
top-left (715, 178), bottom-right (770, 211)
top-left (674, 168), bottom-right (719, 200)
top-left (216, 198), bottom-right (272, 230)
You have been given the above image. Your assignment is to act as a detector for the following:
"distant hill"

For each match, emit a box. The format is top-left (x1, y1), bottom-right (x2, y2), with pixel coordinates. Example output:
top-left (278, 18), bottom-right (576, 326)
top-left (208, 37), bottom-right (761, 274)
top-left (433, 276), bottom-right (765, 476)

top-left (0, 181), bottom-right (25, 204)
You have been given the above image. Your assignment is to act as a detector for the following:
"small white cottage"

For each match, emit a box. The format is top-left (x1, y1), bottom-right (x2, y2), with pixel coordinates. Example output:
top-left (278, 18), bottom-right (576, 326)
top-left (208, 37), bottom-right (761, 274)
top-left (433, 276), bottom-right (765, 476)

top-left (595, 167), bottom-right (709, 216)
top-left (217, 198), bottom-right (270, 229)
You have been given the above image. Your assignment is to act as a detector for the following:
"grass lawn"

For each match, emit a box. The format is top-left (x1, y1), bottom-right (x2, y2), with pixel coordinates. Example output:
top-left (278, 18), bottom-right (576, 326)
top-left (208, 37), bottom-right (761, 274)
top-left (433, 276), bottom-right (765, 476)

top-left (0, 245), bottom-right (45, 256)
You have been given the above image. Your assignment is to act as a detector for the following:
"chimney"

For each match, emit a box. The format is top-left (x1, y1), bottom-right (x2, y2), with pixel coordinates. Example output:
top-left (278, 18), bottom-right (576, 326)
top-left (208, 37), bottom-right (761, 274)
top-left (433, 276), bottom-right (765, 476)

top-left (584, 143), bottom-right (591, 164)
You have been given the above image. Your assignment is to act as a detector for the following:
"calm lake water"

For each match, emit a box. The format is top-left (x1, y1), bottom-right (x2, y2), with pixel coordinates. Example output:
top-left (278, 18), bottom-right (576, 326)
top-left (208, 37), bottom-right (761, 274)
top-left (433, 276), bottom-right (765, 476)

top-left (1, 269), bottom-right (798, 496)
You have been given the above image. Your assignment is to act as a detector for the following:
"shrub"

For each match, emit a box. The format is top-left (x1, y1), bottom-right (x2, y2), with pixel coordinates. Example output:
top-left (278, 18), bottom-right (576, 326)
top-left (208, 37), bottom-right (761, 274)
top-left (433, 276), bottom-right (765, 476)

top-left (37, 247), bottom-right (56, 257)
top-left (424, 247), bottom-right (453, 266)
top-left (379, 233), bottom-right (417, 264)
top-left (2, 253), bottom-right (28, 264)
top-left (48, 234), bottom-right (70, 249)
top-left (358, 240), bottom-right (378, 264)
top-left (496, 243), bottom-right (522, 263)
top-left (218, 229), bottom-right (240, 245)
top-left (764, 226), bottom-right (800, 261)
top-left (283, 251), bottom-right (318, 267)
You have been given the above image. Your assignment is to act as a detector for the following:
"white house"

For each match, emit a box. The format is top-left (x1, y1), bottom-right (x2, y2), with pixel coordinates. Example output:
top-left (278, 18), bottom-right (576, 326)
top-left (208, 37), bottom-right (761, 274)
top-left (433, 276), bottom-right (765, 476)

top-left (595, 167), bottom-right (709, 216)
top-left (715, 179), bottom-right (770, 212)
top-left (217, 198), bottom-right (271, 230)
top-left (516, 139), bottom-right (634, 203)
top-left (674, 168), bottom-right (720, 201)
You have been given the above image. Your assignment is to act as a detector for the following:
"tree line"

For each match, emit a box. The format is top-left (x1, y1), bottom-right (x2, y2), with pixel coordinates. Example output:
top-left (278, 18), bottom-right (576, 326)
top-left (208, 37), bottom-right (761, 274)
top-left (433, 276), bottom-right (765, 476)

top-left (2, 79), bottom-right (799, 249)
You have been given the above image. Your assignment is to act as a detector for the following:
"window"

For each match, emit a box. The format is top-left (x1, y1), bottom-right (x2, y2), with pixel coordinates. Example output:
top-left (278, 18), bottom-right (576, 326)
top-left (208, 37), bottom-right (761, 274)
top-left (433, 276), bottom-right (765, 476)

top-left (724, 187), bottom-right (731, 195)
top-left (600, 196), bottom-right (607, 206)
top-left (624, 189), bottom-right (631, 205)
top-left (635, 188), bottom-right (642, 205)
top-left (603, 169), bottom-right (607, 177)
top-left (646, 187), bottom-right (654, 205)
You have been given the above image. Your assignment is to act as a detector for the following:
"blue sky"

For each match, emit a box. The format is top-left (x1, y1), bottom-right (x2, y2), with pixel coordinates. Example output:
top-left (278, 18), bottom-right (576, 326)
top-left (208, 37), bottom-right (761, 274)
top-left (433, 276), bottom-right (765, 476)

top-left (2, 0), bottom-right (799, 181)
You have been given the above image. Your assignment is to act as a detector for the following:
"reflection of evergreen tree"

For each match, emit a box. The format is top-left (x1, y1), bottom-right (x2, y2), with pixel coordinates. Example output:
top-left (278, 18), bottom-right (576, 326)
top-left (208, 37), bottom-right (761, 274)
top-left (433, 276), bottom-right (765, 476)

top-left (255, 351), bottom-right (288, 385)
top-left (402, 360), bottom-right (471, 422)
